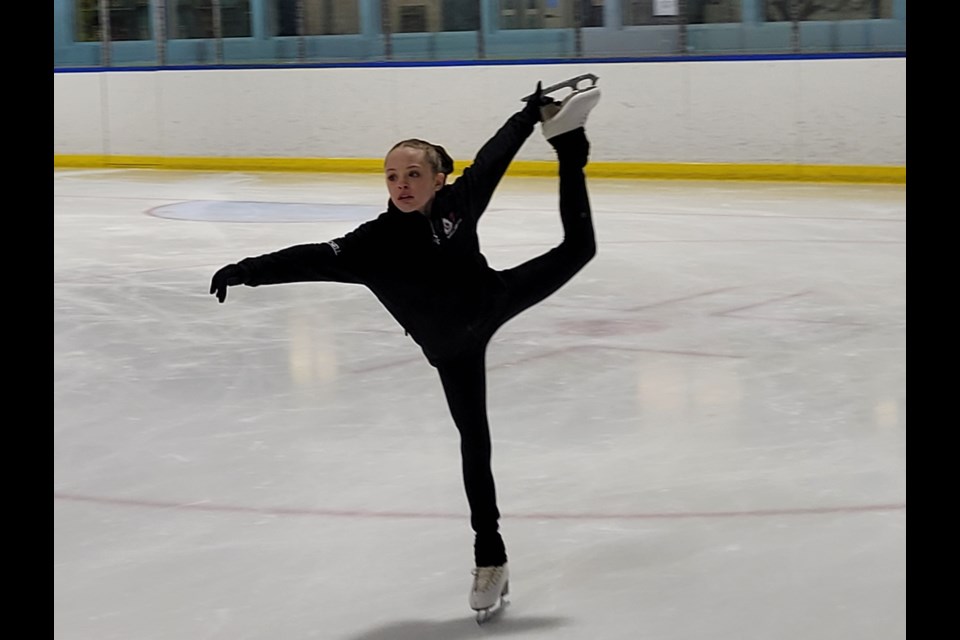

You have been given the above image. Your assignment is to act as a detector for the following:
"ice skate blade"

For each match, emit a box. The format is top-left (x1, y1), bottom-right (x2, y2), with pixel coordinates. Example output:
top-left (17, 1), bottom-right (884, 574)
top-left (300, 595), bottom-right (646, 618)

top-left (474, 596), bottom-right (509, 625)
top-left (522, 73), bottom-right (599, 102)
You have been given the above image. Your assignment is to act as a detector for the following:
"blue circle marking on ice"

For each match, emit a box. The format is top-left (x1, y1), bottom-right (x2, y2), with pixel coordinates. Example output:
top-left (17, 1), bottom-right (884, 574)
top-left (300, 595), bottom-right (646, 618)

top-left (150, 201), bottom-right (381, 223)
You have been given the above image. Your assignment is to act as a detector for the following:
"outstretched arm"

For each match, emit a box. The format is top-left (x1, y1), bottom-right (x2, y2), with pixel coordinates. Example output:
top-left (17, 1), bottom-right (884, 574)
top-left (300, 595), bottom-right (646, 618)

top-left (209, 221), bottom-right (375, 302)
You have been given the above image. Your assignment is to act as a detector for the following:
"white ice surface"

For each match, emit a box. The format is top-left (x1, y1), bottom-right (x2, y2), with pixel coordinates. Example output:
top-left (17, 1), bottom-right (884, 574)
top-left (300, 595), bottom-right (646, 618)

top-left (54, 169), bottom-right (906, 640)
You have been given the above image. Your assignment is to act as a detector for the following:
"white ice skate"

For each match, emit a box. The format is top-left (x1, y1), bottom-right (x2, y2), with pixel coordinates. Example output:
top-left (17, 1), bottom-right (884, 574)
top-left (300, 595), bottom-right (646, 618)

top-left (523, 74), bottom-right (601, 141)
top-left (470, 563), bottom-right (510, 624)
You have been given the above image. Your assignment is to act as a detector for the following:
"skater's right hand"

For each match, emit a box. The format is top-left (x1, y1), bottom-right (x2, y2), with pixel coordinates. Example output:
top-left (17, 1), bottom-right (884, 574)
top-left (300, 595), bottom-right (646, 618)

top-left (210, 263), bottom-right (247, 303)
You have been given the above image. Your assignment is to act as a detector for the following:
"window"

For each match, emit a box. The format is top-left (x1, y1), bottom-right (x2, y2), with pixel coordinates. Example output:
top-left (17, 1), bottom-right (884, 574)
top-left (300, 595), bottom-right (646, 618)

top-left (623, 0), bottom-right (682, 26)
top-left (74, 0), bottom-right (152, 43)
top-left (688, 0), bottom-right (741, 24)
top-left (765, 0), bottom-right (892, 22)
top-left (500, 0), bottom-right (572, 30)
top-left (271, 1), bottom-right (360, 36)
top-left (397, 3), bottom-right (430, 31)
top-left (386, 0), bottom-right (479, 33)
top-left (581, 0), bottom-right (604, 27)
top-left (168, 0), bottom-right (251, 39)
top-left (441, 0), bottom-right (481, 31)
top-left (221, 0), bottom-right (252, 36)
top-left (169, 0), bottom-right (213, 37)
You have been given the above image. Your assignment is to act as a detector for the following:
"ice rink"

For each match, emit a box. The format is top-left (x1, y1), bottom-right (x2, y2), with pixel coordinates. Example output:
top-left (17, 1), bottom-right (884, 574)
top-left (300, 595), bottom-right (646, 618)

top-left (54, 168), bottom-right (906, 640)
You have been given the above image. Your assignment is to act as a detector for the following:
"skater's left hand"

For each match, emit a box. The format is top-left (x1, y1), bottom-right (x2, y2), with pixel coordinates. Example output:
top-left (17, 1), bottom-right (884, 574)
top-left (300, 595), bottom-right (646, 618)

top-left (210, 263), bottom-right (247, 303)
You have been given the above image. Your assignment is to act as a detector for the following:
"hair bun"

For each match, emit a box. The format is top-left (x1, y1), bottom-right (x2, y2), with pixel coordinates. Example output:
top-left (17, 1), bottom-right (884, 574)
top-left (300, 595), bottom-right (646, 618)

top-left (433, 144), bottom-right (454, 175)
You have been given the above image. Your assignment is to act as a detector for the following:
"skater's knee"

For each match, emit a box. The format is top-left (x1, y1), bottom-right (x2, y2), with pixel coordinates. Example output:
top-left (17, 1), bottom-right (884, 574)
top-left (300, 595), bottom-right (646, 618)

top-left (570, 230), bottom-right (596, 267)
top-left (582, 233), bottom-right (597, 263)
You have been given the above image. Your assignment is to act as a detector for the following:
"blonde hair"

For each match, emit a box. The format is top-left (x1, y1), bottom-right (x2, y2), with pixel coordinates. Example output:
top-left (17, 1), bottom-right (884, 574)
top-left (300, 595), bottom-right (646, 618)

top-left (387, 139), bottom-right (454, 176)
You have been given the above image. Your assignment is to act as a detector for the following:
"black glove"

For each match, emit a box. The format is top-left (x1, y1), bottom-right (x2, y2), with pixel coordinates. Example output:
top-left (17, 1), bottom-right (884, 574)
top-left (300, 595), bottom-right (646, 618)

top-left (210, 263), bottom-right (247, 303)
top-left (522, 81), bottom-right (553, 122)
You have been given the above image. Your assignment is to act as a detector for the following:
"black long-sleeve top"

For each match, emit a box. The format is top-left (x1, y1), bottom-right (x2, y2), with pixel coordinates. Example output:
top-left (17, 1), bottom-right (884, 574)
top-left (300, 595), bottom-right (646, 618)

top-left (235, 108), bottom-right (539, 365)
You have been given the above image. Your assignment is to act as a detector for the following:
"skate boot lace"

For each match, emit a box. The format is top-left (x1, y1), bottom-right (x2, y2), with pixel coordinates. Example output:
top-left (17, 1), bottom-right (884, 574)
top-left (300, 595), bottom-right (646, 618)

top-left (472, 566), bottom-right (505, 594)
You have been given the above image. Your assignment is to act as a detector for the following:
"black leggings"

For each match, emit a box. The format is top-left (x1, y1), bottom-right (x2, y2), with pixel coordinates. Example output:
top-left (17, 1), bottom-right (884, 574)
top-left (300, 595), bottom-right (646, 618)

top-left (435, 134), bottom-right (596, 566)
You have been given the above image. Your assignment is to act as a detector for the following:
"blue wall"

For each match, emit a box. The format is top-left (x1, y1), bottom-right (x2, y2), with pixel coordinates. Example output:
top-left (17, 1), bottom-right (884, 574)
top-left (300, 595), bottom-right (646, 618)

top-left (54, 0), bottom-right (906, 70)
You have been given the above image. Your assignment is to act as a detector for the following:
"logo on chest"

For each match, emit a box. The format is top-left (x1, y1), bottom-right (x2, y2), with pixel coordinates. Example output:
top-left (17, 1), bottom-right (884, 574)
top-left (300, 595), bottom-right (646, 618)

top-left (440, 213), bottom-right (462, 239)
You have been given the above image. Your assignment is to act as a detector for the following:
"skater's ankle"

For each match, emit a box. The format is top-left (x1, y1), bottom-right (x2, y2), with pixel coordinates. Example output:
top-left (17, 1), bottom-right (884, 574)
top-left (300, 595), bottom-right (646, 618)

top-left (474, 531), bottom-right (507, 567)
top-left (474, 552), bottom-right (508, 567)
top-left (475, 555), bottom-right (508, 568)
top-left (549, 128), bottom-right (590, 167)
